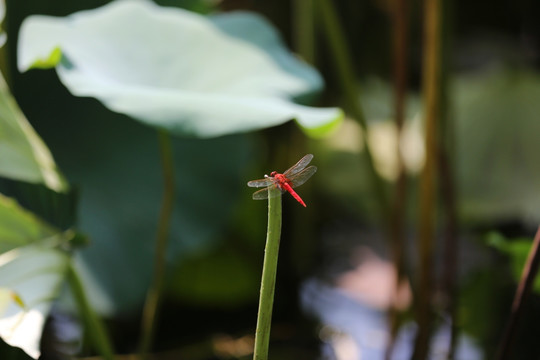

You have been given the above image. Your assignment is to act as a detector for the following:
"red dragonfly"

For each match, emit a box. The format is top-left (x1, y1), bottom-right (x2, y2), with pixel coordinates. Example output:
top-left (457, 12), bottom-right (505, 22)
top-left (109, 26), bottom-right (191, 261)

top-left (247, 154), bottom-right (317, 207)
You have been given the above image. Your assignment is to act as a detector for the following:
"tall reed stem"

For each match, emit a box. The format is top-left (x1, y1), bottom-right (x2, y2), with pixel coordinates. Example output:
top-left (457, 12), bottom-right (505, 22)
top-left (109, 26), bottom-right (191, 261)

top-left (68, 263), bottom-right (115, 360)
top-left (412, 0), bottom-right (442, 357)
top-left (386, 0), bottom-right (409, 358)
top-left (496, 226), bottom-right (540, 360)
top-left (438, 0), bottom-right (458, 356)
top-left (139, 130), bottom-right (175, 359)
top-left (293, 0), bottom-right (315, 64)
top-left (253, 187), bottom-right (283, 360)
top-left (316, 0), bottom-right (388, 219)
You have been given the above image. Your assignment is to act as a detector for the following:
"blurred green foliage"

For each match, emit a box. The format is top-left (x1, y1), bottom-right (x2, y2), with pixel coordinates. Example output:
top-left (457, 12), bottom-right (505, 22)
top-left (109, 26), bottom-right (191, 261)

top-left (1, 0), bottom-right (540, 358)
top-left (488, 231), bottom-right (540, 292)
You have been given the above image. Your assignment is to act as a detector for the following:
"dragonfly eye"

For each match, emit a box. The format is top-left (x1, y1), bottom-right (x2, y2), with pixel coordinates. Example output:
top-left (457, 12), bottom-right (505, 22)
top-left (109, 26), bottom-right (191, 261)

top-left (270, 171), bottom-right (277, 177)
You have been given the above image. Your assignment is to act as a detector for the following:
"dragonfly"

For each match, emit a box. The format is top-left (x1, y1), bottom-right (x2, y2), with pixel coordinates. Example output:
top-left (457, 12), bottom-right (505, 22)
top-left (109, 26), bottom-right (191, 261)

top-left (247, 154), bottom-right (317, 207)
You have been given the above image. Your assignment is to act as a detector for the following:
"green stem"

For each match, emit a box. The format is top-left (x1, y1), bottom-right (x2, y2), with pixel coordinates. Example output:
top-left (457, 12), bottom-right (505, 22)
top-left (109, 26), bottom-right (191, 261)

top-left (67, 262), bottom-right (115, 360)
top-left (293, 0), bottom-right (315, 63)
top-left (438, 0), bottom-right (458, 357)
top-left (386, 0), bottom-right (410, 358)
top-left (412, 0), bottom-right (442, 358)
top-left (253, 187), bottom-right (283, 360)
top-left (139, 130), bottom-right (175, 359)
top-left (316, 0), bottom-right (389, 221)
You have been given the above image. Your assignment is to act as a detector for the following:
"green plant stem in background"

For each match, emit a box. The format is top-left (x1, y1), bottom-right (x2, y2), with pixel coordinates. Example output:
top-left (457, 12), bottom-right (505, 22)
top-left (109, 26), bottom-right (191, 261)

top-left (412, 0), bottom-right (442, 358)
top-left (316, 0), bottom-right (389, 221)
top-left (253, 187), bottom-right (283, 360)
top-left (496, 226), bottom-right (540, 360)
top-left (67, 263), bottom-right (115, 360)
top-left (386, 0), bottom-right (409, 358)
top-left (293, 0), bottom-right (315, 63)
top-left (438, 1), bottom-right (458, 357)
top-left (139, 130), bottom-right (176, 359)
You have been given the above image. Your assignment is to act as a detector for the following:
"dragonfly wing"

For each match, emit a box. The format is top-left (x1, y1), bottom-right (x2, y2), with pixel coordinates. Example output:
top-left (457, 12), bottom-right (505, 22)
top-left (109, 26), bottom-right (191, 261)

top-left (283, 154), bottom-right (314, 178)
top-left (252, 186), bottom-right (283, 200)
top-left (289, 165), bottom-right (317, 188)
top-left (247, 178), bottom-right (274, 188)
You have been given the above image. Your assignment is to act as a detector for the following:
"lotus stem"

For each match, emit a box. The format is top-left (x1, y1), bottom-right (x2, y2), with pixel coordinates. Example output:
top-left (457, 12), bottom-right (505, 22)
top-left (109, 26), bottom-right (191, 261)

top-left (67, 263), bottom-right (115, 360)
top-left (293, 0), bottom-right (315, 63)
top-left (316, 0), bottom-right (389, 220)
top-left (139, 130), bottom-right (175, 359)
top-left (253, 187), bottom-right (283, 360)
top-left (386, 0), bottom-right (410, 358)
top-left (412, 0), bottom-right (442, 357)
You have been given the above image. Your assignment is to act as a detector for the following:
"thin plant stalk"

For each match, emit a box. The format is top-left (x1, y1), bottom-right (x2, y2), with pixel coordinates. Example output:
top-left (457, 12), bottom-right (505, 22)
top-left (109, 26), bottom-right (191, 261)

top-left (139, 130), bottom-right (176, 359)
top-left (67, 262), bottom-right (115, 360)
top-left (386, 0), bottom-right (409, 358)
top-left (412, 0), bottom-right (442, 357)
top-left (293, 0), bottom-right (315, 64)
top-left (253, 187), bottom-right (283, 360)
top-left (439, 150), bottom-right (458, 359)
top-left (438, 0), bottom-right (458, 356)
top-left (496, 226), bottom-right (540, 360)
top-left (316, 0), bottom-right (388, 220)
top-left (438, 128), bottom-right (458, 358)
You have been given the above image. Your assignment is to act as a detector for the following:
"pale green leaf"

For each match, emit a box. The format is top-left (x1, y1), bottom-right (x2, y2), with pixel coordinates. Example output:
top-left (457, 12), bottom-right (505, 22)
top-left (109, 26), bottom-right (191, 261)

top-left (0, 194), bottom-right (72, 358)
top-left (0, 245), bottom-right (70, 359)
top-left (0, 288), bottom-right (25, 316)
top-left (297, 108), bottom-right (344, 139)
top-left (0, 193), bottom-right (58, 254)
top-left (28, 47), bottom-right (62, 69)
top-left (18, 0), bottom-right (341, 138)
top-left (0, 72), bottom-right (67, 191)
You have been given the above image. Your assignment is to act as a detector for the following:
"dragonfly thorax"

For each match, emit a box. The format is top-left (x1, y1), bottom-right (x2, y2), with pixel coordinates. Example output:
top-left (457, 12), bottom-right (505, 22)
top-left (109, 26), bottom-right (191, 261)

top-left (247, 154), bottom-right (316, 207)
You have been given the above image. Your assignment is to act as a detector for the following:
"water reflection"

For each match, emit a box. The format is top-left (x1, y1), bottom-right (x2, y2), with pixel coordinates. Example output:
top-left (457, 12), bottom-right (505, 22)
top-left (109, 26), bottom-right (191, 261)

top-left (301, 250), bottom-right (482, 360)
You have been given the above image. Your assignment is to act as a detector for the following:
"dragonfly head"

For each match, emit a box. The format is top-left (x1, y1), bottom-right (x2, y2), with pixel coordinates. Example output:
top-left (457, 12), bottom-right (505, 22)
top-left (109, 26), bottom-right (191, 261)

top-left (269, 171), bottom-right (278, 177)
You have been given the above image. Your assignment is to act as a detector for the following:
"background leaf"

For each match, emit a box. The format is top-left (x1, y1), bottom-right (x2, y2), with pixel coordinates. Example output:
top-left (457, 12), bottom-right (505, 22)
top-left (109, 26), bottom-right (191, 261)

top-left (168, 247), bottom-right (261, 307)
top-left (456, 68), bottom-right (540, 224)
top-left (17, 0), bottom-right (341, 138)
top-left (0, 73), bottom-right (67, 192)
top-left (488, 232), bottom-right (540, 292)
top-left (27, 105), bottom-right (258, 315)
top-left (0, 194), bottom-right (70, 359)
top-left (0, 193), bottom-right (58, 253)
top-left (0, 246), bottom-right (69, 359)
